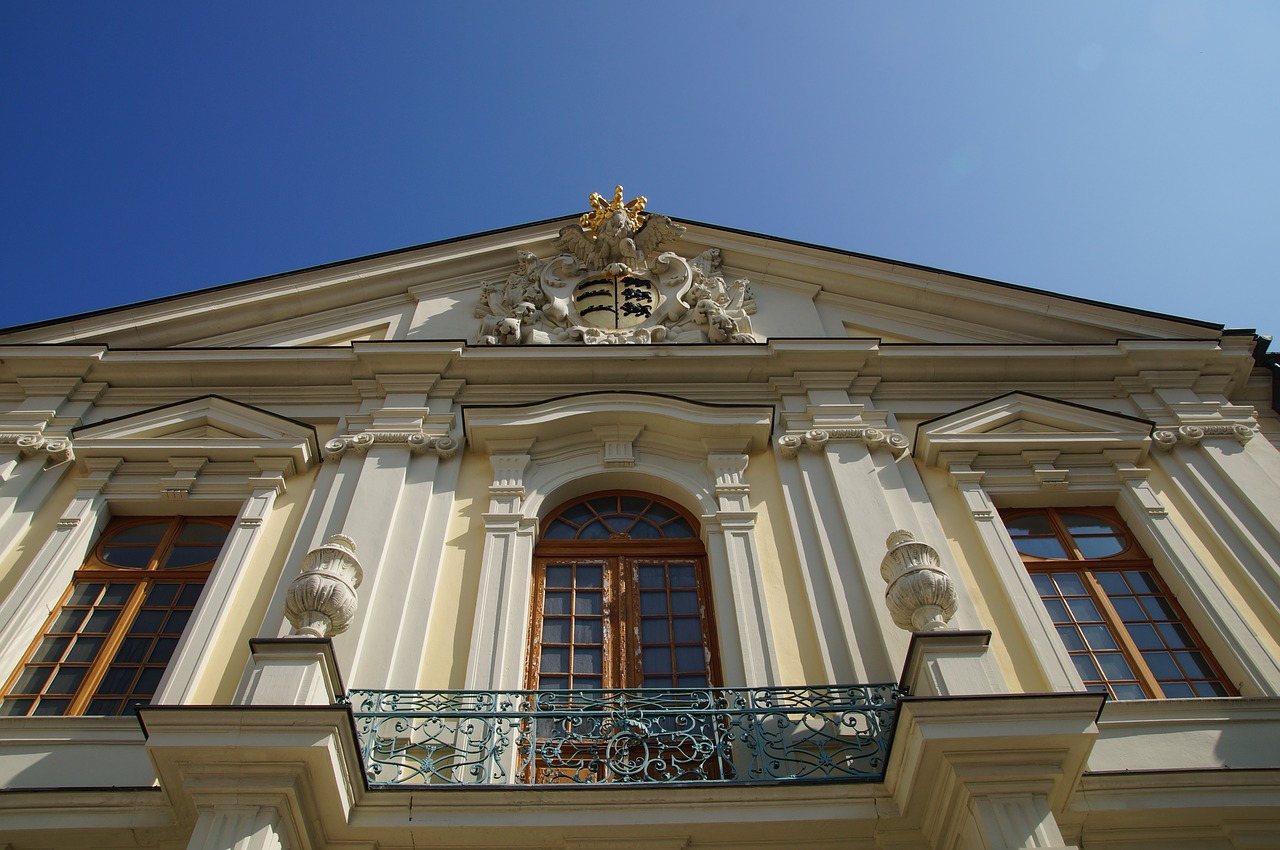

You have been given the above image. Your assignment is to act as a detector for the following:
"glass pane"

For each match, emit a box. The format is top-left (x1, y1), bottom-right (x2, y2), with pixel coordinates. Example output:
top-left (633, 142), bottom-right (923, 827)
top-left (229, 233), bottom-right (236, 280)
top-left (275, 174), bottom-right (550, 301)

top-left (1095, 652), bottom-right (1135, 680)
top-left (677, 674), bottom-right (708, 688)
top-left (1056, 626), bottom-right (1086, 651)
top-left (128, 610), bottom-right (166, 635)
top-left (675, 646), bottom-right (704, 673)
top-left (1194, 681), bottom-right (1229, 697)
top-left (539, 676), bottom-right (569, 690)
top-left (112, 637), bottom-right (151, 664)
top-left (32, 699), bottom-right (70, 716)
top-left (144, 583), bottom-right (179, 607)
top-left (540, 647), bottom-right (568, 674)
top-left (572, 648), bottom-right (601, 674)
top-left (1142, 651), bottom-right (1181, 680)
top-left (1125, 571), bottom-right (1160, 593)
top-left (84, 698), bottom-right (123, 715)
top-left (84, 609), bottom-right (121, 633)
top-left (1175, 651), bottom-right (1216, 678)
top-left (13, 666), bottom-right (52, 694)
top-left (1140, 596), bottom-right (1178, 621)
top-left (162, 609), bottom-right (192, 635)
top-left (50, 608), bottom-right (89, 634)
top-left (132, 667), bottom-right (164, 695)
top-left (630, 521), bottom-right (661, 539)
top-left (1042, 599), bottom-right (1069, 623)
top-left (644, 675), bottom-right (674, 689)
top-left (574, 592), bottom-right (602, 616)
top-left (176, 584), bottom-right (203, 607)
top-left (1052, 573), bottom-right (1087, 596)
top-left (577, 520), bottom-right (610, 540)
top-left (175, 522), bottom-right (229, 544)
top-left (1005, 514), bottom-right (1056, 536)
top-left (1156, 622), bottom-right (1196, 648)
top-left (102, 583), bottom-right (135, 606)
top-left (1031, 573), bottom-right (1056, 596)
top-left (107, 522), bottom-right (169, 543)
top-left (148, 638), bottom-right (179, 664)
top-left (638, 565), bottom-right (666, 588)
top-left (1160, 682), bottom-right (1195, 698)
top-left (161, 546), bottom-right (222, 569)
top-left (543, 592), bottom-right (571, 616)
top-left (0, 699), bottom-right (34, 716)
top-left (67, 584), bottom-right (104, 606)
top-left (1075, 536), bottom-right (1125, 559)
top-left (573, 618), bottom-right (602, 644)
top-left (65, 636), bottom-right (104, 663)
top-left (670, 592), bottom-right (698, 615)
top-left (1060, 514), bottom-right (1122, 536)
top-left (1012, 537), bottom-right (1069, 559)
top-left (95, 667), bottom-right (136, 695)
top-left (668, 565), bottom-right (696, 587)
top-left (640, 592), bottom-right (667, 615)
top-left (1072, 654), bottom-right (1101, 682)
top-left (99, 546), bottom-right (156, 569)
top-left (641, 619), bottom-right (669, 644)
top-left (1124, 623), bottom-right (1163, 650)
top-left (672, 618), bottom-right (703, 643)
top-left (1081, 624), bottom-right (1119, 651)
top-left (543, 521), bottom-right (575, 540)
top-left (662, 518), bottom-right (696, 538)
top-left (31, 636), bottom-right (71, 663)
top-left (541, 618), bottom-right (570, 644)
top-left (1066, 597), bottom-right (1102, 623)
top-left (1094, 571), bottom-right (1130, 595)
top-left (46, 667), bottom-right (87, 695)
top-left (576, 565), bottom-right (602, 588)
top-left (618, 495), bottom-right (649, 514)
top-left (1112, 683), bottom-right (1147, 700)
top-left (560, 502), bottom-right (596, 525)
top-left (642, 647), bottom-right (672, 674)
top-left (1110, 597), bottom-right (1146, 622)
top-left (602, 515), bottom-right (632, 534)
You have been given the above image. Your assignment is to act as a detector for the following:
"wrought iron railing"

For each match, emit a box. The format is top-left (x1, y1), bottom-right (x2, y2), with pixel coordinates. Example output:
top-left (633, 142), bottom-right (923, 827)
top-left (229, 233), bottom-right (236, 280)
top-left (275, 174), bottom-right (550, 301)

top-left (346, 684), bottom-right (900, 786)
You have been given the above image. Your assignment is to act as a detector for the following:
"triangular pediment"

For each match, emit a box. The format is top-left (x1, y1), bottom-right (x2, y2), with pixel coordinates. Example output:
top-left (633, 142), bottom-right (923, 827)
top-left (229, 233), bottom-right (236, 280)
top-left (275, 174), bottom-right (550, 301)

top-left (915, 392), bottom-right (1154, 467)
top-left (0, 210), bottom-right (1227, 350)
top-left (73, 395), bottom-right (318, 471)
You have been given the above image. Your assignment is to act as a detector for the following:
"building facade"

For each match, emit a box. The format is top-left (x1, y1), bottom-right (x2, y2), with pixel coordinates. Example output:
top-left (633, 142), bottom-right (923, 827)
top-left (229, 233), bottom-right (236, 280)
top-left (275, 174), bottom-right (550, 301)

top-left (1, 189), bottom-right (1278, 849)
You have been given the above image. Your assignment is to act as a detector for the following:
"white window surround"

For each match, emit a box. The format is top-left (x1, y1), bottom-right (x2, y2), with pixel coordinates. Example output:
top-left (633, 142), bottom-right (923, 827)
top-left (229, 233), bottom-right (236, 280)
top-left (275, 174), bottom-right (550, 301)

top-left (915, 391), bottom-right (1280, 697)
top-left (0, 396), bottom-right (318, 708)
top-left (462, 392), bottom-right (778, 691)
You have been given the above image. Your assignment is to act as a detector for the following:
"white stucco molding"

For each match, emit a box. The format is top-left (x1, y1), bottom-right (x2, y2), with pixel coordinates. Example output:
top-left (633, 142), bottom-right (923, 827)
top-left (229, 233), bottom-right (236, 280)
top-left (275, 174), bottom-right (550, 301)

top-left (463, 392), bottom-right (778, 690)
top-left (916, 391), bottom-right (1280, 696)
top-left (777, 426), bottom-right (910, 458)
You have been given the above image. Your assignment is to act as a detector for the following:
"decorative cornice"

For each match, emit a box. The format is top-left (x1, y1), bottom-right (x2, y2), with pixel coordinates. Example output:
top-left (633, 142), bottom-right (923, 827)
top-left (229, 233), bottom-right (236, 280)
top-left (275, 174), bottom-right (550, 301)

top-left (777, 427), bottom-right (909, 459)
top-left (1152, 423), bottom-right (1255, 450)
top-left (323, 431), bottom-right (458, 460)
top-left (0, 433), bottom-right (73, 464)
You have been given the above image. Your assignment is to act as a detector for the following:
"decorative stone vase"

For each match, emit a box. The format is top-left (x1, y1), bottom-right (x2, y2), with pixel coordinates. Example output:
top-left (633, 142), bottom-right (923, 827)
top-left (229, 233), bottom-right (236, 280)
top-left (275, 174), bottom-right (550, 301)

top-left (284, 533), bottom-right (364, 638)
top-left (879, 529), bottom-right (957, 632)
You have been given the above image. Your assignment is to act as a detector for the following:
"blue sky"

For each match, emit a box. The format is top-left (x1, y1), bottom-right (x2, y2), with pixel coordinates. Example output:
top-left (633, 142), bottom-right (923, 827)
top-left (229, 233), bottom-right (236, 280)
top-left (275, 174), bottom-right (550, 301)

top-left (2, 2), bottom-right (1277, 337)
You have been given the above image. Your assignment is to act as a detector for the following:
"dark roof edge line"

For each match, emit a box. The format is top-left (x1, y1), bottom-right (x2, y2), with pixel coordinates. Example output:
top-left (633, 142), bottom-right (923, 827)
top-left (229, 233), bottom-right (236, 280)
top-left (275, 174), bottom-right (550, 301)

top-left (0, 213), bottom-right (1231, 335)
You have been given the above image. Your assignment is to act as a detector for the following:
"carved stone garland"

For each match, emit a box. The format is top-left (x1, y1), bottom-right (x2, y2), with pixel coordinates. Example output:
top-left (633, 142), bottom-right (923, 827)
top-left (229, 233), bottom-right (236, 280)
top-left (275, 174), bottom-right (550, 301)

top-left (880, 530), bottom-right (957, 632)
top-left (284, 534), bottom-right (365, 638)
top-left (473, 186), bottom-right (759, 346)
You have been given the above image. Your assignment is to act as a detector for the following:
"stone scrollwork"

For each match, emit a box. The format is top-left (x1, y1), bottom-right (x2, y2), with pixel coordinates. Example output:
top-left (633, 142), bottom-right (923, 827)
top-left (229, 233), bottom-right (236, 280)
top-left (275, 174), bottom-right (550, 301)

top-left (879, 530), bottom-right (958, 633)
top-left (1152, 423), bottom-right (1255, 451)
top-left (473, 186), bottom-right (759, 346)
top-left (1, 433), bottom-right (74, 464)
top-left (776, 428), bottom-right (910, 459)
top-left (324, 431), bottom-right (457, 460)
top-left (284, 533), bottom-right (365, 638)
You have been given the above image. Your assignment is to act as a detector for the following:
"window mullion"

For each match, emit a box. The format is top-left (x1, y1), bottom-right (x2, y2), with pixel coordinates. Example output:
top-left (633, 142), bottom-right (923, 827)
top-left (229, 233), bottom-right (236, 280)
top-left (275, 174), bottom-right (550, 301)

top-left (66, 580), bottom-right (150, 715)
top-left (1080, 569), bottom-right (1162, 698)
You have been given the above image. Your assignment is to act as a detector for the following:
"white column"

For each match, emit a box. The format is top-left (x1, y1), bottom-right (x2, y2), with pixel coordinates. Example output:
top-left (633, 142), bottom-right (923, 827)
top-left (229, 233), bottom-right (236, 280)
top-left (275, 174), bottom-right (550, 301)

top-left (1111, 456), bottom-right (1280, 694)
top-left (465, 444), bottom-right (537, 690)
top-left (187, 806), bottom-right (290, 850)
top-left (0, 457), bottom-right (118, 678)
top-left (943, 455), bottom-right (1081, 693)
top-left (966, 792), bottom-right (1077, 850)
top-left (157, 463), bottom-right (289, 705)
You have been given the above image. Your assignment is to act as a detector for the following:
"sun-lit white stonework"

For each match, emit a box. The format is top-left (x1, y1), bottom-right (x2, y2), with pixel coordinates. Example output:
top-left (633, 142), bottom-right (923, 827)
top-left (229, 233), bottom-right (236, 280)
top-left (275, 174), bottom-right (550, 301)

top-left (0, 188), bottom-right (1278, 850)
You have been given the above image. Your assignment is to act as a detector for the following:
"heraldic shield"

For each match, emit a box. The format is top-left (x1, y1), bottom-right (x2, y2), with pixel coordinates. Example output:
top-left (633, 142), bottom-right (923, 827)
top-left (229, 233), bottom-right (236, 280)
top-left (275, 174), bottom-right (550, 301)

top-left (574, 274), bottom-right (659, 330)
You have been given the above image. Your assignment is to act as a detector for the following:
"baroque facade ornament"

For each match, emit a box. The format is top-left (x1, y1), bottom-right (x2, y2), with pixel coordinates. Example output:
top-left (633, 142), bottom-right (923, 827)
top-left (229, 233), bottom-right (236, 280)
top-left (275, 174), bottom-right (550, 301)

top-left (1152, 423), bottom-right (1255, 450)
top-left (474, 187), bottom-right (759, 346)
top-left (777, 427), bottom-right (910, 459)
top-left (284, 533), bottom-right (364, 638)
top-left (324, 431), bottom-right (458, 460)
top-left (880, 530), bottom-right (958, 632)
top-left (0, 433), bottom-right (74, 464)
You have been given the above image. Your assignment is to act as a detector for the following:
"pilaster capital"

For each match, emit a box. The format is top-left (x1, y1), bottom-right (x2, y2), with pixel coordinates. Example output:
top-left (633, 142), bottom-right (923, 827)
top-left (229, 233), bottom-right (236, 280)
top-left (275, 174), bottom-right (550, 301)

top-left (776, 426), bottom-right (909, 459)
top-left (323, 429), bottom-right (458, 460)
top-left (0, 432), bottom-right (74, 464)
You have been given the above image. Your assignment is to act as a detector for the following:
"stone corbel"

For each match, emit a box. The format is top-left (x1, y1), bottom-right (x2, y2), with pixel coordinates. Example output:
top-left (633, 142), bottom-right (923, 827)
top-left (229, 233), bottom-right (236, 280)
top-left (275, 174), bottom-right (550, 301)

top-left (284, 534), bottom-right (364, 638)
top-left (323, 430), bottom-right (458, 460)
top-left (1, 433), bottom-right (74, 465)
top-left (707, 451), bottom-right (751, 512)
top-left (776, 427), bottom-right (909, 459)
top-left (488, 446), bottom-right (532, 514)
top-left (880, 530), bottom-right (958, 632)
top-left (1152, 422), bottom-right (1255, 450)
top-left (160, 457), bottom-right (207, 500)
top-left (594, 425), bottom-right (643, 468)
top-left (1022, 450), bottom-right (1069, 490)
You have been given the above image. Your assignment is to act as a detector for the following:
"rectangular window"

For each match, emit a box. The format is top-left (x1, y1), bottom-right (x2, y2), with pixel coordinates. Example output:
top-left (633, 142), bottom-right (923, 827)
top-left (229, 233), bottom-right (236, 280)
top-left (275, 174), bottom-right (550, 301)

top-left (0, 517), bottom-right (231, 716)
top-left (1002, 507), bottom-right (1235, 700)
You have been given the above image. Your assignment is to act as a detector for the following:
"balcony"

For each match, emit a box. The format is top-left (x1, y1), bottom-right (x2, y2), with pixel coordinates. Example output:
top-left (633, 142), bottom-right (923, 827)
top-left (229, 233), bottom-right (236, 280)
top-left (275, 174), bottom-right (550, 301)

top-left (346, 683), bottom-right (900, 786)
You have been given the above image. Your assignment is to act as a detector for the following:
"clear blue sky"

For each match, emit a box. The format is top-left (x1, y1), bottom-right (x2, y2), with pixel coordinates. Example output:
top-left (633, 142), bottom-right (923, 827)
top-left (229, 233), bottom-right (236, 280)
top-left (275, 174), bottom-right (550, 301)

top-left (2, 2), bottom-right (1277, 337)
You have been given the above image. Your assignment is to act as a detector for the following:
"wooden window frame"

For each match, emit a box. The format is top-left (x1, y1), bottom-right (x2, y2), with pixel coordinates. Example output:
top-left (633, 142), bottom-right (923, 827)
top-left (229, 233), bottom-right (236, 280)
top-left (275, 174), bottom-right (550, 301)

top-left (527, 491), bottom-right (722, 692)
top-left (1001, 506), bottom-right (1236, 700)
top-left (0, 516), bottom-right (232, 717)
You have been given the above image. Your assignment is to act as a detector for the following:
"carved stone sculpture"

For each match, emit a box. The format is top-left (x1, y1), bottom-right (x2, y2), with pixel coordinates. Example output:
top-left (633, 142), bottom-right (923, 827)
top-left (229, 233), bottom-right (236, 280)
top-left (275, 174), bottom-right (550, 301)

top-left (473, 187), bottom-right (759, 346)
top-left (879, 530), bottom-right (957, 632)
top-left (284, 533), bottom-right (364, 638)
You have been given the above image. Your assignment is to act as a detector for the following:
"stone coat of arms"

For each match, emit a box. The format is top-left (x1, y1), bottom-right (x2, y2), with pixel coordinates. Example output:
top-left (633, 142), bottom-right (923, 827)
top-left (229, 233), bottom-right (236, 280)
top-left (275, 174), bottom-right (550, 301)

top-left (474, 187), bottom-right (758, 345)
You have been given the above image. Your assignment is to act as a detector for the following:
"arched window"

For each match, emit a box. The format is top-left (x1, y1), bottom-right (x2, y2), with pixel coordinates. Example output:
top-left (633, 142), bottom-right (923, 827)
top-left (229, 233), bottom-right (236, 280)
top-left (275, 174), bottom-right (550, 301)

top-left (527, 492), bottom-right (719, 691)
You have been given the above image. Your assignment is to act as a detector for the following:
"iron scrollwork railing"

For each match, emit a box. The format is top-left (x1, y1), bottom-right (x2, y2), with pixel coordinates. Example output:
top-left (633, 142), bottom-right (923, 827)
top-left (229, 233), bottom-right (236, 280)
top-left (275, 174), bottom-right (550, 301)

top-left (346, 684), bottom-right (900, 787)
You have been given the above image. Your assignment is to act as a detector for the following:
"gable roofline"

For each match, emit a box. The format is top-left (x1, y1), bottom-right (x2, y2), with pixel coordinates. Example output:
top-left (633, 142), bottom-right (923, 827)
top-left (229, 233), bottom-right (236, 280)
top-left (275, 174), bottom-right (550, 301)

top-left (0, 214), bottom-right (1227, 336)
